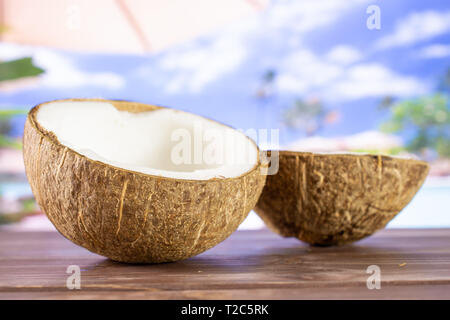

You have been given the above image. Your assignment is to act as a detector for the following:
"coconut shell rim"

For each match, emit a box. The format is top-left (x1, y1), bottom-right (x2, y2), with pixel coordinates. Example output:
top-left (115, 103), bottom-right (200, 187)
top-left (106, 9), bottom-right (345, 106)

top-left (270, 149), bottom-right (429, 167)
top-left (27, 98), bottom-right (264, 183)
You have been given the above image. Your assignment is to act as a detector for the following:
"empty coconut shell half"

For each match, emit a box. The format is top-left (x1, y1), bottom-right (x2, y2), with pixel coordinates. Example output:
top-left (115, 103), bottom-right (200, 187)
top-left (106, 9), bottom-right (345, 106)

top-left (23, 99), bottom-right (266, 263)
top-left (254, 151), bottom-right (429, 245)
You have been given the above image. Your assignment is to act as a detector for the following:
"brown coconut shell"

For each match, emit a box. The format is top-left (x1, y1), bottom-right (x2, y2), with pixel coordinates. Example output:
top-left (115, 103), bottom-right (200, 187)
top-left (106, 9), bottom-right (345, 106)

top-left (23, 99), bottom-right (266, 263)
top-left (254, 151), bottom-right (429, 245)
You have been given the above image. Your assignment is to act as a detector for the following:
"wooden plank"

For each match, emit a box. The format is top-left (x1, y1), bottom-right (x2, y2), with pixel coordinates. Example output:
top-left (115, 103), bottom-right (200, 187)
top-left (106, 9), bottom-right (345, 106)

top-left (0, 229), bottom-right (449, 299)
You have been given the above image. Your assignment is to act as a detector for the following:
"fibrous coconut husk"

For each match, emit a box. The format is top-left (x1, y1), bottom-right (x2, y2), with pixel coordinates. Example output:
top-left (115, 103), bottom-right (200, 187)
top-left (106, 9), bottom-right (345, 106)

top-left (23, 99), bottom-right (266, 263)
top-left (254, 151), bottom-right (429, 245)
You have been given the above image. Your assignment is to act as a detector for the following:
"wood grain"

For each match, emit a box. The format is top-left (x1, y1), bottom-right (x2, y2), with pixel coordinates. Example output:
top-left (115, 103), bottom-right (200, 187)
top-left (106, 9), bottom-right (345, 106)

top-left (0, 229), bottom-right (449, 299)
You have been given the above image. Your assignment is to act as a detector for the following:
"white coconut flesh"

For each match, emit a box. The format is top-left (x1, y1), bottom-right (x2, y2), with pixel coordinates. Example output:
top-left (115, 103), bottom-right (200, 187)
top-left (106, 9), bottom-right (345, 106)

top-left (36, 101), bottom-right (259, 180)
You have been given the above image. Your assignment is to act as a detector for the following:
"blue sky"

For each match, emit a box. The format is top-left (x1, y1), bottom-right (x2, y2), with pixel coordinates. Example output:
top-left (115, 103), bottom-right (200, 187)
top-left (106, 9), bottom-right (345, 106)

top-left (1, 0), bottom-right (449, 144)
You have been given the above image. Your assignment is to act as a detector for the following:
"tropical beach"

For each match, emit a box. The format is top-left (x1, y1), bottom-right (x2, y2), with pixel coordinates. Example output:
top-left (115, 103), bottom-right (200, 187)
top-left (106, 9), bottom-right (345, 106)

top-left (0, 0), bottom-right (449, 231)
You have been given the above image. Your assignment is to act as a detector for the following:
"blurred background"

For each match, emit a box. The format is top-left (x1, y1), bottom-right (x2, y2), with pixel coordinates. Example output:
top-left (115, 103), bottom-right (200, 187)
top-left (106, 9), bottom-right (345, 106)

top-left (0, 0), bottom-right (448, 231)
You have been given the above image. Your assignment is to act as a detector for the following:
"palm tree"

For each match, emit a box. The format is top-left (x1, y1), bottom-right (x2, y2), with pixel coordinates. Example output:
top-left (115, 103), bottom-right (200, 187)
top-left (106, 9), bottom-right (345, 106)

top-left (283, 97), bottom-right (338, 136)
top-left (0, 49), bottom-right (44, 148)
top-left (381, 94), bottom-right (450, 158)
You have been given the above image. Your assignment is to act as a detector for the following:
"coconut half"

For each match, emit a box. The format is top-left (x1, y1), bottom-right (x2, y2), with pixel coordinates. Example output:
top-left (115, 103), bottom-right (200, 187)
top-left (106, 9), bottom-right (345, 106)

top-left (254, 151), bottom-right (429, 245)
top-left (23, 99), bottom-right (266, 263)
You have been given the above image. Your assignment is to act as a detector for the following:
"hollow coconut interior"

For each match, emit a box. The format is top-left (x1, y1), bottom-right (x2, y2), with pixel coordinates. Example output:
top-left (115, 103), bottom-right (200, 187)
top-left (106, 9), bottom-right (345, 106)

top-left (36, 100), bottom-right (259, 180)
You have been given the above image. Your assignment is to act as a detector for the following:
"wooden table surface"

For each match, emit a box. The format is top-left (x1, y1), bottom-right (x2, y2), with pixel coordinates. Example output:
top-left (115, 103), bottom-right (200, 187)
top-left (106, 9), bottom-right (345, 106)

top-left (0, 229), bottom-right (449, 299)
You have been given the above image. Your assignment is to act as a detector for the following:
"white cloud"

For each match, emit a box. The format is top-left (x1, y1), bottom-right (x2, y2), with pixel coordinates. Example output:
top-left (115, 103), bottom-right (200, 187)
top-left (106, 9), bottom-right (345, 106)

top-left (275, 46), bottom-right (427, 100)
top-left (35, 50), bottom-right (124, 89)
top-left (419, 44), bottom-right (450, 58)
top-left (0, 43), bottom-right (125, 90)
top-left (266, 0), bottom-right (370, 33)
top-left (153, 36), bottom-right (247, 94)
top-left (376, 10), bottom-right (450, 49)
top-left (328, 63), bottom-right (428, 99)
top-left (0, 43), bottom-right (30, 60)
top-left (134, 0), bottom-right (427, 101)
top-left (326, 45), bottom-right (362, 65)
top-left (275, 49), bottom-right (343, 94)
top-left (136, 0), bottom-right (371, 94)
